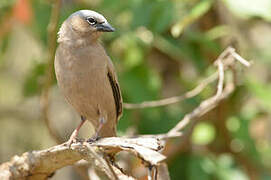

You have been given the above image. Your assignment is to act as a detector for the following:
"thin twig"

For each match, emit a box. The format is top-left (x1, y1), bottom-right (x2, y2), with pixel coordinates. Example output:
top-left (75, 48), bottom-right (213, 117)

top-left (137, 132), bottom-right (183, 140)
top-left (103, 154), bottom-right (119, 180)
top-left (147, 166), bottom-right (152, 180)
top-left (215, 59), bottom-right (224, 97)
top-left (153, 166), bottom-right (158, 180)
top-left (123, 46), bottom-right (250, 109)
top-left (81, 143), bottom-right (117, 180)
top-left (168, 83), bottom-right (234, 135)
top-left (168, 47), bottom-right (250, 136)
top-left (231, 50), bottom-right (251, 67)
top-left (123, 73), bottom-right (218, 109)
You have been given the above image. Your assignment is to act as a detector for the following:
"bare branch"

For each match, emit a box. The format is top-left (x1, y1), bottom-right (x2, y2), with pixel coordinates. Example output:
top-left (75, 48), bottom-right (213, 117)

top-left (103, 153), bottom-right (118, 180)
top-left (230, 49), bottom-right (251, 67)
top-left (0, 137), bottom-right (164, 180)
top-left (215, 59), bottom-right (224, 97)
top-left (123, 46), bottom-right (250, 110)
top-left (138, 132), bottom-right (183, 140)
top-left (77, 143), bottom-right (120, 180)
top-left (168, 82), bottom-right (234, 135)
top-left (123, 73), bottom-right (217, 109)
top-left (93, 137), bottom-right (166, 165)
top-left (168, 47), bottom-right (250, 135)
top-left (0, 143), bottom-right (82, 180)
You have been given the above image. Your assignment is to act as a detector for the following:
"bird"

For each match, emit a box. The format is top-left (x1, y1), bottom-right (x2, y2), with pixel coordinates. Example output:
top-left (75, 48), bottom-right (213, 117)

top-left (54, 10), bottom-right (122, 146)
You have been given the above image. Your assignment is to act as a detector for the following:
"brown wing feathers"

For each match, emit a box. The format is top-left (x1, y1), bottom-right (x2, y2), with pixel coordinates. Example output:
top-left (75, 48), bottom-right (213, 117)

top-left (107, 71), bottom-right (122, 119)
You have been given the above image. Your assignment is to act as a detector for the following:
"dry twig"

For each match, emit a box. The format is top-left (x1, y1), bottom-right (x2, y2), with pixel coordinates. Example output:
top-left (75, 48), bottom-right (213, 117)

top-left (147, 167), bottom-right (152, 180)
top-left (0, 137), bottom-right (165, 180)
top-left (168, 47), bottom-right (250, 136)
top-left (123, 73), bottom-right (217, 109)
top-left (123, 47), bottom-right (250, 110)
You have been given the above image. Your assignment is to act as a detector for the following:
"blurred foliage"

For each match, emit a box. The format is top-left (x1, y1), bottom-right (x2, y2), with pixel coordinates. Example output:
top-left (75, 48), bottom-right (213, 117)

top-left (223, 0), bottom-right (271, 21)
top-left (1, 0), bottom-right (271, 179)
top-left (23, 62), bottom-right (46, 97)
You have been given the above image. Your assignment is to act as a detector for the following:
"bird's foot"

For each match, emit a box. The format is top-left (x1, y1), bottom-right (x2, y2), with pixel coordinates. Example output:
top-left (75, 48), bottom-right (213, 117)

top-left (65, 116), bottom-right (87, 148)
top-left (87, 135), bottom-right (101, 144)
top-left (65, 130), bottom-right (79, 148)
top-left (65, 138), bottom-right (75, 148)
top-left (86, 117), bottom-right (105, 143)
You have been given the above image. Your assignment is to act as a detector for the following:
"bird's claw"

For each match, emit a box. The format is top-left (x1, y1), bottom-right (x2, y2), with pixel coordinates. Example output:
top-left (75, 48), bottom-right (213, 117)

top-left (65, 137), bottom-right (85, 148)
top-left (87, 136), bottom-right (101, 144)
top-left (65, 139), bottom-right (75, 148)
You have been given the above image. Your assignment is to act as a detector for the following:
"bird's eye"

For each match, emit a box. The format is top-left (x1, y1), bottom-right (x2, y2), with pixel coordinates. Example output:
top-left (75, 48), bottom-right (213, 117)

top-left (87, 17), bottom-right (97, 25)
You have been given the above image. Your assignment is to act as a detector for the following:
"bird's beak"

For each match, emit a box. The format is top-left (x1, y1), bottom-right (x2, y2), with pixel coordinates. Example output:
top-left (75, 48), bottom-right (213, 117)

top-left (96, 22), bottom-right (115, 32)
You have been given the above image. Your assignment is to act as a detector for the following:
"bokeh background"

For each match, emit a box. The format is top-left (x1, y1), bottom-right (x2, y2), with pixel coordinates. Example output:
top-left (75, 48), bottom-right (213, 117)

top-left (1, 0), bottom-right (271, 179)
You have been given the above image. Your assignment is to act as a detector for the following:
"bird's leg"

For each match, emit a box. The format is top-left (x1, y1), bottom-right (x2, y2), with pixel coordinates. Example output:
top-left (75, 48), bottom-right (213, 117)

top-left (95, 117), bottom-right (106, 138)
top-left (87, 117), bottom-right (106, 143)
top-left (66, 116), bottom-right (86, 148)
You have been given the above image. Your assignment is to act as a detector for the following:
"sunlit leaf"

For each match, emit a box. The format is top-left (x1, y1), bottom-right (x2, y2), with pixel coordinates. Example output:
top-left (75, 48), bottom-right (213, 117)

top-left (205, 25), bottom-right (231, 40)
top-left (149, 1), bottom-right (174, 33)
top-left (0, 0), bottom-right (15, 14)
top-left (171, 0), bottom-right (214, 37)
top-left (192, 122), bottom-right (216, 145)
top-left (226, 116), bottom-right (240, 132)
top-left (124, 42), bottom-right (144, 68)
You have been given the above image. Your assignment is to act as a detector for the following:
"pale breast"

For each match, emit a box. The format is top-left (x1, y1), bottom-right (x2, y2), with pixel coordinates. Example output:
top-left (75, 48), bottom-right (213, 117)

top-left (55, 43), bottom-right (117, 133)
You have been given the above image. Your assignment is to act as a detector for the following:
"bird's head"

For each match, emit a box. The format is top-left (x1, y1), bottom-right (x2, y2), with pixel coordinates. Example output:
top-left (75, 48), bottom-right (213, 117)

top-left (58, 10), bottom-right (114, 45)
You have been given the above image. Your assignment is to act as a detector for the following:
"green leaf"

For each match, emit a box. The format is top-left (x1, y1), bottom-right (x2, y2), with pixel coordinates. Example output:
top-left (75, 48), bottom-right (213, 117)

top-left (226, 116), bottom-right (240, 132)
top-left (131, 1), bottom-right (174, 33)
top-left (32, 0), bottom-right (51, 45)
top-left (171, 0), bottom-right (214, 37)
top-left (205, 25), bottom-right (231, 40)
top-left (192, 122), bottom-right (216, 145)
top-left (246, 79), bottom-right (271, 110)
top-left (0, 0), bottom-right (15, 14)
top-left (23, 62), bottom-right (46, 97)
top-left (124, 41), bottom-right (144, 68)
top-left (149, 1), bottom-right (174, 33)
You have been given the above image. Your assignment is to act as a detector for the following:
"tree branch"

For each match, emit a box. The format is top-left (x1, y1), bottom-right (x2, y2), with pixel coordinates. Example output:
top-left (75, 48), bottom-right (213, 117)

top-left (123, 73), bottom-right (217, 109)
top-left (123, 47), bottom-right (250, 110)
top-left (168, 47), bottom-right (250, 136)
top-left (0, 137), bottom-right (166, 180)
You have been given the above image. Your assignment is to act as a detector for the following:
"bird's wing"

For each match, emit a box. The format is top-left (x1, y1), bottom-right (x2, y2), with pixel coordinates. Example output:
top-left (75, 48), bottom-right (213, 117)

top-left (107, 63), bottom-right (123, 121)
